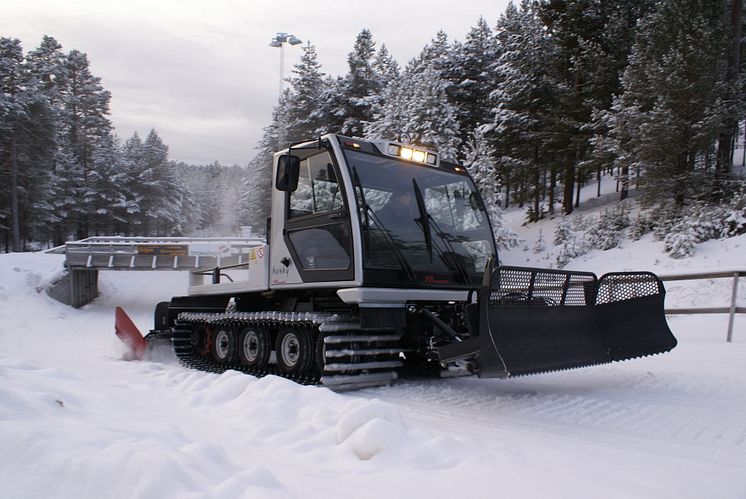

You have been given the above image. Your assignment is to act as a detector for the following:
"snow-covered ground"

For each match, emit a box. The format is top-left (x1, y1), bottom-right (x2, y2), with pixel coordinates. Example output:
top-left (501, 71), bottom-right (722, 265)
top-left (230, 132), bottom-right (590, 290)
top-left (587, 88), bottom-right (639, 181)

top-left (2, 185), bottom-right (745, 497)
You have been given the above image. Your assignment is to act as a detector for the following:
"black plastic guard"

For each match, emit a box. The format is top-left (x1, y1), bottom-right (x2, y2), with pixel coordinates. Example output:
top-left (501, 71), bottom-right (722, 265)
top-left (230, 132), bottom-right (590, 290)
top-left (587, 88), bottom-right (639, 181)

top-left (595, 273), bottom-right (678, 361)
top-left (475, 267), bottom-right (677, 378)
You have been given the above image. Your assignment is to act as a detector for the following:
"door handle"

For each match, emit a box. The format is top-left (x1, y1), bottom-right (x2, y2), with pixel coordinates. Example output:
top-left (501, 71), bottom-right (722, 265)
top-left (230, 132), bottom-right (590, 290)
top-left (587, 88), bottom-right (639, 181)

top-left (329, 210), bottom-right (348, 219)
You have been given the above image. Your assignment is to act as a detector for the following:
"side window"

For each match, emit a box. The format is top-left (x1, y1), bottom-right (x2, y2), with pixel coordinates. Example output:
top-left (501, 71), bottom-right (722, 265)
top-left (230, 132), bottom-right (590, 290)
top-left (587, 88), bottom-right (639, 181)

top-left (289, 152), bottom-right (342, 218)
top-left (289, 163), bottom-right (313, 217)
top-left (309, 154), bottom-right (343, 213)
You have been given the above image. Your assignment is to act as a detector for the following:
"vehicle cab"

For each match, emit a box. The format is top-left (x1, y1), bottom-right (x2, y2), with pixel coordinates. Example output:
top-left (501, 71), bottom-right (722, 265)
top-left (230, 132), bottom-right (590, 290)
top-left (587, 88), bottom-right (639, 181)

top-left (269, 134), bottom-right (497, 300)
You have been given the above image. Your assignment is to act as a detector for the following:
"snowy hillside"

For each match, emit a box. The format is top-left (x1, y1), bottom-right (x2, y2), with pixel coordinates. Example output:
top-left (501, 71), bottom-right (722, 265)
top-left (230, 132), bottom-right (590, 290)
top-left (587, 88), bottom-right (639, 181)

top-left (1, 192), bottom-right (746, 498)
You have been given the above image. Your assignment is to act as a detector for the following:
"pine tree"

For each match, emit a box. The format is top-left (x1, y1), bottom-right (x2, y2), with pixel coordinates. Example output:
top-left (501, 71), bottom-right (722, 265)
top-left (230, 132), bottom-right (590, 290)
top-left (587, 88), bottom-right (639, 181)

top-left (366, 43), bottom-right (400, 139)
top-left (119, 132), bottom-right (145, 235)
top-left (87, 133), bottom-right (127, 235)
top-left (608, 0), bottom-right (731, 208)
top-left (537, 0), bottom-right (618, 215)
top-left (340, 29), bottom-right (381, 137)
top-left (488, 1), bottom-right (558, 220)
top-left (0, 37), bottom-right (58, 250)
top-left (450, 17), bottom-right (498, 152)
top-left (583, 0), bottom-right (656, 200)
top-left (366, 71), bottom-right (406, 141)
top-left (715, 0), bottom-right (743, 190)
top-left (403, 63), bottom-right (461, 160)
top-left (24, 36), bottom-right (68, 244)
top-left (240, 92), bottom-right (292, 233)
top-left (139, 129), bottom-right (181, 234)
top-left (379, 32), bottom-right (461, 160)
top-left (463, 129), bottom-right (519, 248)
top-left (285, 42), bottom-right (325, 142)
top-left (25, 36), bottom-right (67, 109)
top-left (55, 49), bottom-right (113, 239)
top-left (372, 44), bottom-right (400, 90)
top-left (0, 38), bottom-right (31, 250)
top-left (314, 75), bottom-right (347, 135)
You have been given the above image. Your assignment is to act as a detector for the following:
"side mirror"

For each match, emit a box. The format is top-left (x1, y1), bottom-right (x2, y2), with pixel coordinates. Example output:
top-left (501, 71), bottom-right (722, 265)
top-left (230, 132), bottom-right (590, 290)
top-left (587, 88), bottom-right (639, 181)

top-left (276, 155), bottom-right (301, 192)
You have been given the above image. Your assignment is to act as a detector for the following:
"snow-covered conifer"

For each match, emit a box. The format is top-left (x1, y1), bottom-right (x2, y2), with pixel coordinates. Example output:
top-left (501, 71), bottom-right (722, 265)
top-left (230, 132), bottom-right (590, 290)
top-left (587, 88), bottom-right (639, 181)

top-left (608, 0), bottom-right (732, 208)
top-left (463, 129), bottom-right (519, 249)
top-left (450, 17), bottom-right (497, 153)
top-left (340, 29), bottom-right (380, 138)
top-left (489, 1), bottom-right (556, 219)
top-left (285, 42), bottom-right (325, 142)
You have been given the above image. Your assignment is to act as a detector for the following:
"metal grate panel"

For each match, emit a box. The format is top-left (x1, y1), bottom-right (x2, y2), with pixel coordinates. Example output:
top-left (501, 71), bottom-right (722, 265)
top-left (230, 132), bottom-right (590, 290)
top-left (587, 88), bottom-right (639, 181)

top-left (489, 266), bottom-right (598, 307)
top-left (596, 272), bottom-right (663, 304)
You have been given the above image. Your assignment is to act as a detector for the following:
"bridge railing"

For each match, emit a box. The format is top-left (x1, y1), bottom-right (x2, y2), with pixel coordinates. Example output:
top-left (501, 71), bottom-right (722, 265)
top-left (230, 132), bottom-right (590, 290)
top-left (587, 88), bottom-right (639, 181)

top-left (50, 236), bottom-right (266, 271)
top-left (659, 270), bottom-right (744, 342)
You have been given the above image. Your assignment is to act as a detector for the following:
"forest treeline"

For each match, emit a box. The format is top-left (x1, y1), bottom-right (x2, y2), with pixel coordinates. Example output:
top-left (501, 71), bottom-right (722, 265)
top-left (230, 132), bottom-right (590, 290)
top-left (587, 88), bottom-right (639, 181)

top-left (3, 0), bottom-right (746, 252)
top-left (244, 0), bottom-right (746, 245)
top-left (0, 36), bottom-right (246, 251)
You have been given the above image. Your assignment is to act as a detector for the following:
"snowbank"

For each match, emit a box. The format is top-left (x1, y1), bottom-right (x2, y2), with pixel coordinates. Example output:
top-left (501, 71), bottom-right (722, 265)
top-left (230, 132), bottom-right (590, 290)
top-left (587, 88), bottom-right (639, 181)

top-left (0, 232), bottom-right (744, 498)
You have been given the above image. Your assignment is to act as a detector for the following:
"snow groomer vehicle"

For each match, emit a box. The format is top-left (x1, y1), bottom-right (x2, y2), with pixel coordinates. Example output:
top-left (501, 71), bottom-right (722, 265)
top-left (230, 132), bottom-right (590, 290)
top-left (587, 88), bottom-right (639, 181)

top-left (116, 134), bottom-right (677, 390)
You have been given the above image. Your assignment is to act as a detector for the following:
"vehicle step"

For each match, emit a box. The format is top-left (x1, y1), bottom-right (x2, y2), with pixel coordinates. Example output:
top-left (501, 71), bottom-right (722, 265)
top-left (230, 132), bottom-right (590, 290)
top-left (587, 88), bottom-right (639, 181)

top-left (325, 348), bottom-right (405, 358)
top-left (323, 360), bottom-right (403, 372)
top-left (320, 371), bottom-right (398, 389)
top-left (323, 334), bottom-right (401, 344)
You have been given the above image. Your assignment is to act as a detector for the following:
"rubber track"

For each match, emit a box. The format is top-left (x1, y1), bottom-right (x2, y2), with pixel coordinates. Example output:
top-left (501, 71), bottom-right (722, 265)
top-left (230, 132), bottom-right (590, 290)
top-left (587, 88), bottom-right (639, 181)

top-left (169, 311), bottom-right (402, 391)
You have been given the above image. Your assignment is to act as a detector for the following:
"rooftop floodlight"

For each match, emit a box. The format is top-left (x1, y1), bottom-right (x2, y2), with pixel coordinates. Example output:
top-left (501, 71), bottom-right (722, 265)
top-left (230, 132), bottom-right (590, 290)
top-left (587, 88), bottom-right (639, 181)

top-left (269, 39), bottom-right (282, 48)
top-left (288, 35), bottom-right (302, 45)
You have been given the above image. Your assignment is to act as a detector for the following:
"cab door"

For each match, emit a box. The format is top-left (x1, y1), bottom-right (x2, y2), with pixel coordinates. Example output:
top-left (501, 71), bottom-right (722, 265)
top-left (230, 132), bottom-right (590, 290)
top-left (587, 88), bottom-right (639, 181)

top-left (284, 150), bottom-right (354, 282)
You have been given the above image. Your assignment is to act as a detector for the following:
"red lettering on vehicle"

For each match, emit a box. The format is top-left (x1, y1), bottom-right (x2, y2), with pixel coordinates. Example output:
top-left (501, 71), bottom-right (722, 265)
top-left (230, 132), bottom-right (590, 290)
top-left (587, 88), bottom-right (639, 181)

top-left (424, 275), bottom-right (449, 284)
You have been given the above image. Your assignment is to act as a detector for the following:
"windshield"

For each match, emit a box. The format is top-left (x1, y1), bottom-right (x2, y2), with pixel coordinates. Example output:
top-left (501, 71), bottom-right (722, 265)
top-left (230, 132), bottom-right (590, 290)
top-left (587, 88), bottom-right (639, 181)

top-left (343, 149), bottom-right (496, 287)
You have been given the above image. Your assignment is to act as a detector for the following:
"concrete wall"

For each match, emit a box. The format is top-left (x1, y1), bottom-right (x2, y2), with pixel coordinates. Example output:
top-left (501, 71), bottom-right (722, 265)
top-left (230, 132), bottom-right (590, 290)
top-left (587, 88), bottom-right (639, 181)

top-left (47, 269), bottom-right (99, 308)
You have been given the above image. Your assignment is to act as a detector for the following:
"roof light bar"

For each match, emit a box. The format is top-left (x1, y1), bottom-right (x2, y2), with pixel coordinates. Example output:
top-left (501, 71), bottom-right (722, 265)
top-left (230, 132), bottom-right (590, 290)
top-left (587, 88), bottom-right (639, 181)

top-left (369, 139), bottom-right (439, 167)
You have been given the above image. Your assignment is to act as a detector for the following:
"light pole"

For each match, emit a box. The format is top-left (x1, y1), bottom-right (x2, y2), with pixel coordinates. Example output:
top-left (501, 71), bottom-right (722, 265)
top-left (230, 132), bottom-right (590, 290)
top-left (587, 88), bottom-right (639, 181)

top-left (269, 32), bottom-right (302, 96)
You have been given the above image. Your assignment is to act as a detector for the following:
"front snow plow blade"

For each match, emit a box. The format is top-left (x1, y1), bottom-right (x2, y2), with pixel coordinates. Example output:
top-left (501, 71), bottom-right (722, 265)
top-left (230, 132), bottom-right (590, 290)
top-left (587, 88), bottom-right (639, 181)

top-left (466, 266), bottom-right (677, 378)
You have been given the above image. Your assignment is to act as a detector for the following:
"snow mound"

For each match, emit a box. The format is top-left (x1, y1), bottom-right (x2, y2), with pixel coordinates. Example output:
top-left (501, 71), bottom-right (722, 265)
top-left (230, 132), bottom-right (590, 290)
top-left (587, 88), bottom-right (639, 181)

top-left (345, 417), bottom-right (409, 460)
top-left (336, 398), bottom-right (404, 442)
top-left (336, 399), bottom-right (407, 460)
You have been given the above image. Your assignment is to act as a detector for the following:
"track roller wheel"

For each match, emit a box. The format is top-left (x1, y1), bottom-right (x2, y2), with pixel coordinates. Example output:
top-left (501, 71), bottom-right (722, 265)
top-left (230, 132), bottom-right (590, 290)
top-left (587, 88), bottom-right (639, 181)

top-left (192, 324), bottom-right (211, 356)
top-left (238, 326), bottom-right (271, 368)
top-left (211, 326), bottom-right (236, 363)
top-left (276, 328), bottom-right (314, 374)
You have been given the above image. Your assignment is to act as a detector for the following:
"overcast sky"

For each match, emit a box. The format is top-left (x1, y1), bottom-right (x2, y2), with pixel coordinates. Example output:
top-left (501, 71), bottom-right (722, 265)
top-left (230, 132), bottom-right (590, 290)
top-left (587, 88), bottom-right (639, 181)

top-left (2, 0), bottom-right (511, 165)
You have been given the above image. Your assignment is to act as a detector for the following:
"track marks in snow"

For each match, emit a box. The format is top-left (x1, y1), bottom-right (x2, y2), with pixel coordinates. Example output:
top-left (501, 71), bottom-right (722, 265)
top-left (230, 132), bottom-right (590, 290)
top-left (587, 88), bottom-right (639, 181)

top-left (369, 366), bottom-right (746, 456)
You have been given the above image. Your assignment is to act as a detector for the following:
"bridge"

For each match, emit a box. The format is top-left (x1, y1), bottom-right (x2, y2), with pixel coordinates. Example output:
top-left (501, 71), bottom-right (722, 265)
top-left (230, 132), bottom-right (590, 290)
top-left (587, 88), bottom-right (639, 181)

top-left (47, 236), bottom-right (265, 307)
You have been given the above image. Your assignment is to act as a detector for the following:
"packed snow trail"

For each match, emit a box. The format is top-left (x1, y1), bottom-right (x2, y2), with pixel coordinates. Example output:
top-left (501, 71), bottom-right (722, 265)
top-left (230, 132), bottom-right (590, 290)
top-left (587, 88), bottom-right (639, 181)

top-left (0, 253), bottom-right (745, 498)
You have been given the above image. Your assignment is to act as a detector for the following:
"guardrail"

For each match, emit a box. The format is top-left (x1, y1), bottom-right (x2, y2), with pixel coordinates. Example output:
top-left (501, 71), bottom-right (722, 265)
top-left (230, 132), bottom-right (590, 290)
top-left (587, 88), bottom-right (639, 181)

top-left (659, 270), bottom-right (744, 342)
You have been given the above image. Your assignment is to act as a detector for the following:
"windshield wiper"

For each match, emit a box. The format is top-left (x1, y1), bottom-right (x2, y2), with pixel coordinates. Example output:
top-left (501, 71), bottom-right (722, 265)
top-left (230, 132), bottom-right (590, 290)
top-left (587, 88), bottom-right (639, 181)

top-left (352, 166), bottom-right (417, 284)
top-left (411, 178), bottom-right (471, 285)
top-left (411, 178), bottom-right (434, 263)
